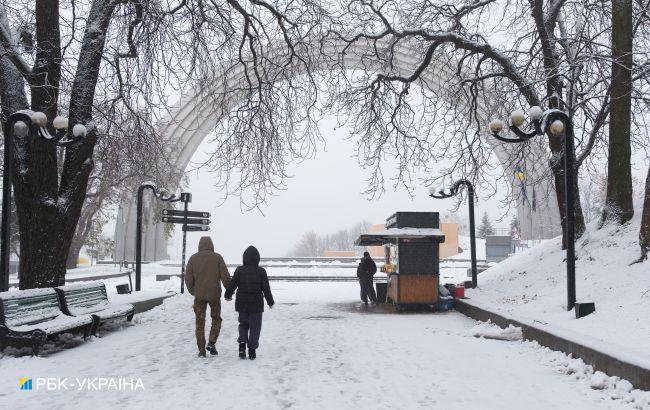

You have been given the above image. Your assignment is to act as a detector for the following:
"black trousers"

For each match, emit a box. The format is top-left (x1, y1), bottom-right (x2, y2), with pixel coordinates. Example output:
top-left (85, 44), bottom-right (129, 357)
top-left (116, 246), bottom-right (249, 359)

top-left (238, 311), bottom-right (263, 349)
top-left (359, 277), bottom-right (377, 303)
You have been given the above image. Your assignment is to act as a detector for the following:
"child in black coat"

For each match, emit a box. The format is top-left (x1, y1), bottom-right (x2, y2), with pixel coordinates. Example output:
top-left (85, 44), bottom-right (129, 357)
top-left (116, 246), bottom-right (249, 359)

top-left (224, 245), bottom-right (274, 360)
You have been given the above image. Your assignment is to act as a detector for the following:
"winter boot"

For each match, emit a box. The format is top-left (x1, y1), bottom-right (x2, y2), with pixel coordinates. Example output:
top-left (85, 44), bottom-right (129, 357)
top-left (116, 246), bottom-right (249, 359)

top-left (198, 349), bottom-right (207, 358)
top-left (239, 343), bottom-right (246, 359)
top-left (248, 348), bottom-right (256, 360)
top-left (206, 342), bottom-right (218, 356)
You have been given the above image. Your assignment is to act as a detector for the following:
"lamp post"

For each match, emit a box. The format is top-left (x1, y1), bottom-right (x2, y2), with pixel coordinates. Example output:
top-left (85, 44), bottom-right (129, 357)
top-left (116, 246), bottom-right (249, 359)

top-left (489, 107), bottom-right (578, 311)
top-left (135, 183), bottom-right (181, 291)
top-left (1, 110), bottom-right (87, 292)
top-left (429, 180), bottom-right (478, 288)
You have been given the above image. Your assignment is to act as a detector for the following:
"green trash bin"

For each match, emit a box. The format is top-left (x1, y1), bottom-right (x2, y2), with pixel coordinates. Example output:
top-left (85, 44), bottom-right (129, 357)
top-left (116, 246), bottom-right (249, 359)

top-left (375, 282), bottom-right (387, 303)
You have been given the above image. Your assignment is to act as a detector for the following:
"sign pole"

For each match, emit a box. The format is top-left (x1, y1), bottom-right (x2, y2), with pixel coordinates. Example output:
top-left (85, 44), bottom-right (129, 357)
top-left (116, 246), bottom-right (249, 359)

top-left (180, 193), bottom-right (190, 294)
top-left (135, 185), bottom-right (146, 291)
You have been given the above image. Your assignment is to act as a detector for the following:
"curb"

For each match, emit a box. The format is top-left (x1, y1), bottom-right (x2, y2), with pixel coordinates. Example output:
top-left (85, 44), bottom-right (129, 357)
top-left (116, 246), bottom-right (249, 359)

top-left (455, 299), bottom-right (650, 391)
top-left (131, 292), bottom-right (177, 314)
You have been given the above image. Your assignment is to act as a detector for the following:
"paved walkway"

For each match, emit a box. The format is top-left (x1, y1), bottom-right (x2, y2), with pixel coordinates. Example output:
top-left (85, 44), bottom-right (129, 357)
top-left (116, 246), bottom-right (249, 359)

top-left (1, 282), bottom-right (643, 409)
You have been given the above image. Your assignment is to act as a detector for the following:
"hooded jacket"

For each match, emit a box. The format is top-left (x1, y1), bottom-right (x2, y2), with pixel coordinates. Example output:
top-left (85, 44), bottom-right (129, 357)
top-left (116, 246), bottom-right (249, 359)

top-left (185, 236), bottom-right (231, 302)
top-left (224, 246), bottom-right (274, 312)
top-left (357, 255), bottom-right (377, 279)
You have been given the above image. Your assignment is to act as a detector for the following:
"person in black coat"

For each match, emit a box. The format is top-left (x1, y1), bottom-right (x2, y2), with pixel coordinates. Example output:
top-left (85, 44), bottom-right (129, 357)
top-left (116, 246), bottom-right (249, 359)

top-left (224, 245), bottom-right (274, 360)
top-left (357, 251), bottom-right (377, 305)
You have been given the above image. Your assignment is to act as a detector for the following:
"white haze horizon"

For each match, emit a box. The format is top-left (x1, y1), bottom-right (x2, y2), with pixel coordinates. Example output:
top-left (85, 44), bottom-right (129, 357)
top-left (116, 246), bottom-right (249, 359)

top-left (163, 112), bottom-right (516, 262)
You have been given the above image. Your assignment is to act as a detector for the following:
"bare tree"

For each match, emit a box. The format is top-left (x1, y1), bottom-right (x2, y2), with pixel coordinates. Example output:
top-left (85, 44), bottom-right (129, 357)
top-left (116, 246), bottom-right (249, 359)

top-left (603, 0), bottom-right (634, 225)
top-left (0, 0), bottom-right (330, 289)
top-left (288, 230), bottom-right (325, 257)
top-left (323, 0), bottom-right (650, 248)
top-left (637, 166), bottom-right (650, 262)
top-left (287, 220), bottom-right (371, 256)
top-left (67, 105), bottom-right (176, 268)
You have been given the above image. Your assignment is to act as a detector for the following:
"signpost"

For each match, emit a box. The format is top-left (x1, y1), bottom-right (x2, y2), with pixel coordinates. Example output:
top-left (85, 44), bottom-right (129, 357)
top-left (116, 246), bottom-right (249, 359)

top-left (160, 194), bottom-right (211, 294)
top-left (162, 209), bottom-right (210, 218)
top-left (182, 225), bottom-right (210, 232)
top-left (161, 216), bottom-right (210, 225)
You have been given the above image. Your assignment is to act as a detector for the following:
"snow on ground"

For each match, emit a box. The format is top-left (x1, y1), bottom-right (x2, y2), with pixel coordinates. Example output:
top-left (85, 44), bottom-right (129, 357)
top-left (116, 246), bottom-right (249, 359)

top-left (454, 235), bottom-right (487, 260)
top-left (2, 280), bottom-right (649, 409)
top-left (467, 208), bottom-right (650, 367)
top-left (47, 258), bottom-right (474, 285)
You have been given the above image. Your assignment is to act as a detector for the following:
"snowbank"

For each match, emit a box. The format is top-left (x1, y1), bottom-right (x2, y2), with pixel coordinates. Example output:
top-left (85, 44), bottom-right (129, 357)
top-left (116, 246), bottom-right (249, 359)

top-left (468, 207), bottom-right (650, 365)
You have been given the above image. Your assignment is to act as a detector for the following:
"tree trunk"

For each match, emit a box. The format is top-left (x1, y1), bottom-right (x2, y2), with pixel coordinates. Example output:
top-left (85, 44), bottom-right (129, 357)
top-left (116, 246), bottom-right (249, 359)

top-left (66, 197), bottom-right (103, 269)
top-left (638, 166), bottom-right (650, 262)
top-left (529, 0), bottom-right (586, 247)
top-left (4, 0), bottom-right (118, 289)
top-left (66, 242), bottom-right (82, 270)
top-left (11, 0), bottom-right (67, 288)
top-left (0, 46), bottom-right (30, 281)
top-left (603, 0), bottom-right (634, 225)
top-left (545, 91), bottom-right (586, 247)
top-left (549, 143), bottom-right (587, 249)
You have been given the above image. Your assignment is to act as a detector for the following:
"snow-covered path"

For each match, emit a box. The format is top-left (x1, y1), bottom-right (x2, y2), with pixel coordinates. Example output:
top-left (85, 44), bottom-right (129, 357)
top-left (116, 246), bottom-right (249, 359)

top-left (2, 282), bottom-right (646, 409)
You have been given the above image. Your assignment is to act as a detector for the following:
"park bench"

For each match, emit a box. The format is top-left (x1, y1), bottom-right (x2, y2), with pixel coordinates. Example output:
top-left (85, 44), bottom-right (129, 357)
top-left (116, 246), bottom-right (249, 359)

top-left (0, 288), bottom-right (94, 355)
top-left (55, 282), bottom-right (134, 336)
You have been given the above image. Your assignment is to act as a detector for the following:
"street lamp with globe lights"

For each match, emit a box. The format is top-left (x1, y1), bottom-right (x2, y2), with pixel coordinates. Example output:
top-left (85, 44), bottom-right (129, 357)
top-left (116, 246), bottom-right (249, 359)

top-left (1, 110), bottom-right (89, 291)
top-left (489, 106), bottom-right (582, 312)
top-left (429, 180), bottom-right (478, 288)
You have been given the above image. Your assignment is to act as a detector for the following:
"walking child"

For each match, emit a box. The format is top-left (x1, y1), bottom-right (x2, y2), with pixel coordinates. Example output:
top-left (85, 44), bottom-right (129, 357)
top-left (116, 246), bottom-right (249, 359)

top-left (224, 245), bottom-right (274, 360)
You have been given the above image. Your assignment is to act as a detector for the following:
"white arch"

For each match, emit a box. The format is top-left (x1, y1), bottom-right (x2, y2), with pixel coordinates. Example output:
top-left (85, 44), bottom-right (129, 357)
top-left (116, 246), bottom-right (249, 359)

top-left (114, 38), bottom-right (559, 261)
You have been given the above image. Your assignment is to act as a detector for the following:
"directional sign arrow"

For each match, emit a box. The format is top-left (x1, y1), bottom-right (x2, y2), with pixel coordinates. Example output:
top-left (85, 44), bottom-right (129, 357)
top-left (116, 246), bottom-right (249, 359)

top-left (162, 209), bottom-right (211, 218)
top-left (183, 225), bottom-right (210, 232)
top-left (161, 216), bottom-right (211, 225)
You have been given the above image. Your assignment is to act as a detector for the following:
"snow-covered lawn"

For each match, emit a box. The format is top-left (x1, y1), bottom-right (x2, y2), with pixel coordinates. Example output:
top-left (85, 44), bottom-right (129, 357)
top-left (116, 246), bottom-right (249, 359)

top-left (2, 280), bottom-right (648, 409)
top-left (467, 209), bottom-right (650, 367)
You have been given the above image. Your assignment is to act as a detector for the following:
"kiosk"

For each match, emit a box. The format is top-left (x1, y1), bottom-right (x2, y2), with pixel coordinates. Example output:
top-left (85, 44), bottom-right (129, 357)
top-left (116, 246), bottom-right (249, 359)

top-left (355, 212), bottom-right (445, 310)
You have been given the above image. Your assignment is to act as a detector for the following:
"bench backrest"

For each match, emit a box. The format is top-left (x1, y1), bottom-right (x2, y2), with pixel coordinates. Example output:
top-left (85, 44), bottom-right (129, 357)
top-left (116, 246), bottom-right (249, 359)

top-left (55, 282), bottom-right (110, 315)
top-left (0, 288), bottom-right (62, 327)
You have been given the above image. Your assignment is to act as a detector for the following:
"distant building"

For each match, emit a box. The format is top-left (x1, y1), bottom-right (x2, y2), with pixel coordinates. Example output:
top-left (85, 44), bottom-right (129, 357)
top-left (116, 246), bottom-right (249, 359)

top-left (485, 235), bottom-right (513, 263)
top-left (439, 222), bottom-right (459, 259)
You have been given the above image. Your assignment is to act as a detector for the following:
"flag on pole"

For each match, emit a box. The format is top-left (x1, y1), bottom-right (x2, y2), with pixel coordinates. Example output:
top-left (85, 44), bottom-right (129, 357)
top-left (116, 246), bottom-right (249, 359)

top-left (515, 166), bottom-right (528, 203)
top-left (515, 166), bottom-right (526, 182)
top-left (531, 187), bottom-right (537, 212)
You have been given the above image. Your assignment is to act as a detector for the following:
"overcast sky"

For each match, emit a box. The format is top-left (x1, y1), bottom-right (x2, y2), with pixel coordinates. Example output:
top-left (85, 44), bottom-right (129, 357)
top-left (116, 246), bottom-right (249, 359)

top-left (165, 112), bottom-right (515, 262)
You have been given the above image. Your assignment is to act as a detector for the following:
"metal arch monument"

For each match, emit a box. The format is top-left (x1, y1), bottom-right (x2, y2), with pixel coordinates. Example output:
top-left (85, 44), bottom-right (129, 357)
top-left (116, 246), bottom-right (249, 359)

top-left (114, 38), bottom-right (560, 261)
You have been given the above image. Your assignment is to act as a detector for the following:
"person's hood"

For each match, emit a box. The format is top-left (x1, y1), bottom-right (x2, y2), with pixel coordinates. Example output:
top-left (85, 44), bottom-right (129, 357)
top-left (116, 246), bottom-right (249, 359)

top-left (198, 236), bottom-right (214, 252)
top-left (243, 246), bottom-right (260, 267)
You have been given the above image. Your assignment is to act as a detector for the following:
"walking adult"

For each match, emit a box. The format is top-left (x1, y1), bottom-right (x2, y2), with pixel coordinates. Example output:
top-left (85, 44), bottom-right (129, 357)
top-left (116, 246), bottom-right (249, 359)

top-left (224, 245), bottom-right (275, 360)
top-left (357, 251), bottom-right (377, 305)
top-left (185, 236), bottom-right (231, 357)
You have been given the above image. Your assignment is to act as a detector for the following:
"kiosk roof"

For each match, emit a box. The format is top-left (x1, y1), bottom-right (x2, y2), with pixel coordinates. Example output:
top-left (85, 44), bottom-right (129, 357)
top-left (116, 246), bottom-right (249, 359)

top-left (354, 228), bottom-right (445, 246)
